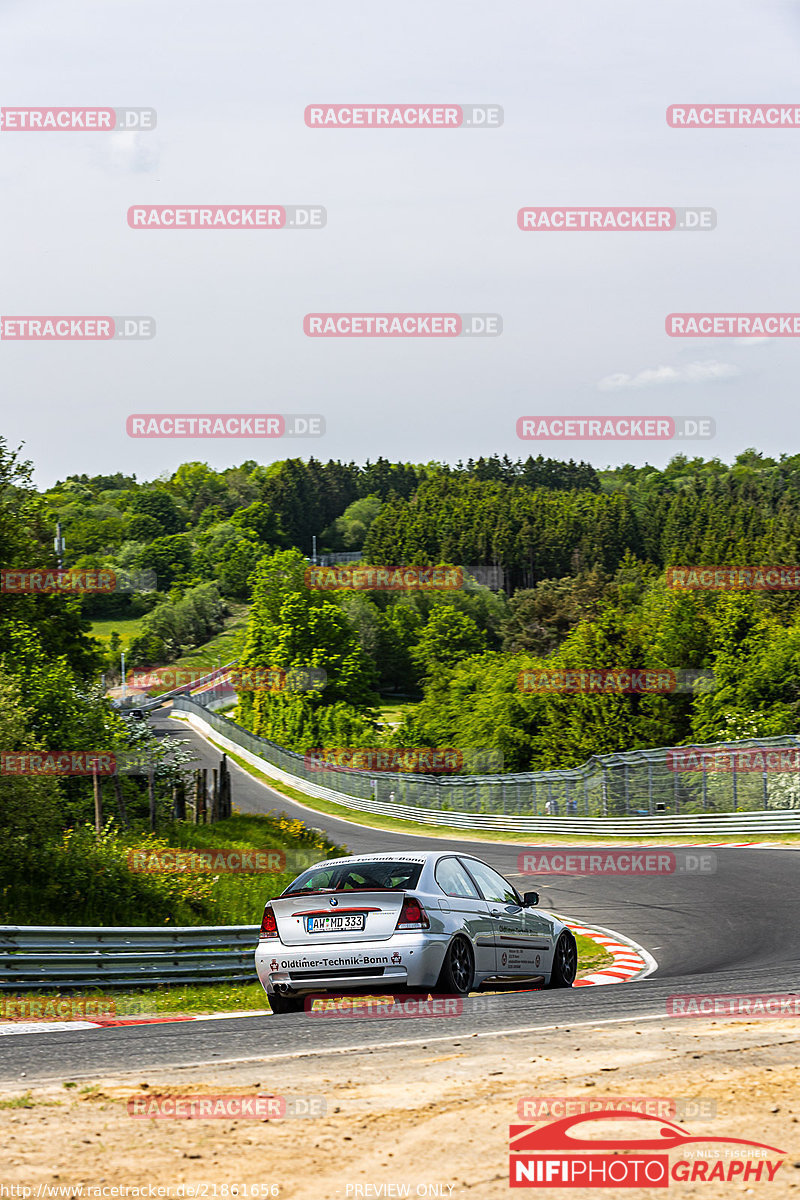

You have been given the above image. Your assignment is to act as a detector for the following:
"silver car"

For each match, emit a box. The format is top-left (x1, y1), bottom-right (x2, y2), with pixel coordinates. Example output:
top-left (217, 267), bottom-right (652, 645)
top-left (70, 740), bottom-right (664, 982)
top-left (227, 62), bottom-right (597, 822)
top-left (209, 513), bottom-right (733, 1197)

top-left (254, 850), bottom-right (577, 1013)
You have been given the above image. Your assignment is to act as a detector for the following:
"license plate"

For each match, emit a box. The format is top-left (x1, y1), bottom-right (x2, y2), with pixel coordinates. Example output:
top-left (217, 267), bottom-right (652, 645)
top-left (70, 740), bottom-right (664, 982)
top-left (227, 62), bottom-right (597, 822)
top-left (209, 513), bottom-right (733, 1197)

top-left (306, 914), bottom-right (365, 934)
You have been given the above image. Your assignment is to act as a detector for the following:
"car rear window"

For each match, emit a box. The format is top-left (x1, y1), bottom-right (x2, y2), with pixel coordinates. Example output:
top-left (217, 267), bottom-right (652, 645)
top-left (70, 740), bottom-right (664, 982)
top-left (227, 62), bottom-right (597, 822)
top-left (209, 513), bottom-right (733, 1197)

top-left (283, 860), bottom-right (424, 895)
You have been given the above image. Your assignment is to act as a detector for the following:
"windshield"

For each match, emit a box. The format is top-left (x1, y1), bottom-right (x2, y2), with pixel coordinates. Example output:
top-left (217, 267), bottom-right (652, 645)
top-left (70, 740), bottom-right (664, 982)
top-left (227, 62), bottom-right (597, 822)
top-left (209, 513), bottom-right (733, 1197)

top-left (283, 860), bottom-right (424, 895)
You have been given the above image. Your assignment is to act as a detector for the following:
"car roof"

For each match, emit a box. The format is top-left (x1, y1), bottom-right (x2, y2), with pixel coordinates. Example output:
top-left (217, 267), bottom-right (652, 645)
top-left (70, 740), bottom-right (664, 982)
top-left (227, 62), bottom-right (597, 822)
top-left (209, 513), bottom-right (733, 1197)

top-left (303, 849), bottom-right (484, 871)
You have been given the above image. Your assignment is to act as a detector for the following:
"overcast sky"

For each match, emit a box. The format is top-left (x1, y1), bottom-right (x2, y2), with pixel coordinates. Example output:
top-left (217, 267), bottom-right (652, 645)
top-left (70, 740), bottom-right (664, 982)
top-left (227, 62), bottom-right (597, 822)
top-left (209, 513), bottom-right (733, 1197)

top-left (1, 0), bottom-right (798, 487)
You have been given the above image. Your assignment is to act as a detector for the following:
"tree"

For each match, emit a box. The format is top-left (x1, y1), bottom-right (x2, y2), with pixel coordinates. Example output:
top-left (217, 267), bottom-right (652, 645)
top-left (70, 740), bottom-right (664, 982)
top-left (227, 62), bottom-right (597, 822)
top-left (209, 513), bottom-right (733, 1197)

top-left (130, 490), bottom-right (185, 535)
top-left (137, 534), bottom-right (194, 588)
top-left (412, 606), bottom-right (487, 677)
top-left (0, 676), bottom-right (63, 848)
top-left (328, 495), bottom-right (383, 550)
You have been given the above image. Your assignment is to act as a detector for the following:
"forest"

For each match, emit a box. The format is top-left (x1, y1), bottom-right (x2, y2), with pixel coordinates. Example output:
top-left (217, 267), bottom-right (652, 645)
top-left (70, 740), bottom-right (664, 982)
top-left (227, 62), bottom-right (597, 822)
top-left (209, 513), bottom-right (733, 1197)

top-left (2, 439), bottom-right (799, 780)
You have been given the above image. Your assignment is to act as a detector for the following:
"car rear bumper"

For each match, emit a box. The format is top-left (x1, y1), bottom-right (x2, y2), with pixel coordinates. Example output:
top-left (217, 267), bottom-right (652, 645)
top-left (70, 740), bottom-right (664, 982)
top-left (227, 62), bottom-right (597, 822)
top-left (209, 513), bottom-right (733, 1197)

top-left (255, 934), bottom-right (448, 995)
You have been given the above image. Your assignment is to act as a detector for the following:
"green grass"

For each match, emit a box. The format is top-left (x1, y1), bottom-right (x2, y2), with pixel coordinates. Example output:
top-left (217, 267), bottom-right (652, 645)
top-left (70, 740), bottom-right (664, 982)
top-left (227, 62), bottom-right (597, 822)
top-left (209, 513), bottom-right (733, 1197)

top-left (377, 700), bottom-right (420, 728)
top-left (0, 811), bottom-right (345, 927)
top-left (574, 934), bottom-right (613, 973)
top-left (90, 616), bottom-right (147, 650)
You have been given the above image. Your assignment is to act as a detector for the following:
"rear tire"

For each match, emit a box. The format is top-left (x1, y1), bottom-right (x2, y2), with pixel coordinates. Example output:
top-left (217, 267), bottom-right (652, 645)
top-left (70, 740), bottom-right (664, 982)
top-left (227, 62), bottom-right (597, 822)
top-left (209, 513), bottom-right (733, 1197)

top-left (547, 931), bottom-right (577, 988)
top-left (266, 992), bottom-right (305, 1014)
top-left (434, 936), bottom-right (474, 995)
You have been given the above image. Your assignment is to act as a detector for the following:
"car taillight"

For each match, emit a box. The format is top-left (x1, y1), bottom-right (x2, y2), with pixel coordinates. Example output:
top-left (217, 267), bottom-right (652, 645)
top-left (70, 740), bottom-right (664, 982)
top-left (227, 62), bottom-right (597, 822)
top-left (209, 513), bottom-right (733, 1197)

top-left (395, 896), bottom-right (430, 931)
top-left (260, 905), bottom-right (278, 939)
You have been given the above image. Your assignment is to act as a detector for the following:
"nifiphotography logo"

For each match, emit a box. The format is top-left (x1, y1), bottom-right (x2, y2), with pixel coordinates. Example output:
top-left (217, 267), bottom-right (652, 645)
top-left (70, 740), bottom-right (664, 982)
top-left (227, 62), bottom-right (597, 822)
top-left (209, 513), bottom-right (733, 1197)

top-left (509, 1111), bottom-right (786, 1187)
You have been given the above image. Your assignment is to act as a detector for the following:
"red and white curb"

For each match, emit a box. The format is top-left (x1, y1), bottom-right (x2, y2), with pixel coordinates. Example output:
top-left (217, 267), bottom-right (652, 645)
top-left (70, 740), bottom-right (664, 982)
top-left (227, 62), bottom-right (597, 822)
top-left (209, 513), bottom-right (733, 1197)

top-left (560, 918), bottom-right (658, 987)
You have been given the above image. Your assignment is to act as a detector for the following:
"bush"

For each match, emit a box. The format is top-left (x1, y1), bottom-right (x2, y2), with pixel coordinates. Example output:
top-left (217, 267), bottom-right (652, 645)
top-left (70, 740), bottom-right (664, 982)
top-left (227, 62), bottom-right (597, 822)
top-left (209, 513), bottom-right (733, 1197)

top-left (0, 816), bottom-right (344, 926)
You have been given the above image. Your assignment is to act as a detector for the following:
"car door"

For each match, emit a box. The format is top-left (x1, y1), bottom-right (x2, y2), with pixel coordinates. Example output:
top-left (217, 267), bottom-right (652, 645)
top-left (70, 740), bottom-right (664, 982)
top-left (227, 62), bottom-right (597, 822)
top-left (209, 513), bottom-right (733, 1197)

top-left (458, 857), bottom-right (554, 978)
top-left (433, 855), bottom-right (497, 978)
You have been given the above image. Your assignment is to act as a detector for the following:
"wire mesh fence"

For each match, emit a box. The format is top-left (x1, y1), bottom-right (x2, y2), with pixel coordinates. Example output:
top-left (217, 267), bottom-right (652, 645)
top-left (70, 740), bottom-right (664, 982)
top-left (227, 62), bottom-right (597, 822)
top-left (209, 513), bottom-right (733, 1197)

top-left (172, 698), bottom-right (800, 818)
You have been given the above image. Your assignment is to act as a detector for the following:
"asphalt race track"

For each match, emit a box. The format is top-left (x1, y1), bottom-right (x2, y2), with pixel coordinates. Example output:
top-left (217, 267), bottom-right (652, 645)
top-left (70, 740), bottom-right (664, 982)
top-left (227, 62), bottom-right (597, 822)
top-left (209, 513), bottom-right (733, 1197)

top-left (2, 708), bottom-right (798, 1087)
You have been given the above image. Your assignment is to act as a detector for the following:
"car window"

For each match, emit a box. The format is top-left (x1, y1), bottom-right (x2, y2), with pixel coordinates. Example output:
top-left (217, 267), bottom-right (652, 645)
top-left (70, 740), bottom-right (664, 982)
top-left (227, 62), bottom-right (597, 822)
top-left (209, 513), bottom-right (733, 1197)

top-left (459, 858), bottom-right (520, 905)
top-left (434, 856), bottom-right (482, 899)
top-left (283, 861), bottom-right (423, 895)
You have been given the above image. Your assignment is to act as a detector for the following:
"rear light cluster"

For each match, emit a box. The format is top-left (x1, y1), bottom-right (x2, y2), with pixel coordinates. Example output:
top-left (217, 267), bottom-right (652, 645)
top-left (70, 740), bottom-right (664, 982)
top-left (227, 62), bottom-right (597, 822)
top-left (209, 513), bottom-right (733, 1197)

top-left (395, 896), bottom-right (430, 931)
top-left (260, 905), bottom-right (278, 939)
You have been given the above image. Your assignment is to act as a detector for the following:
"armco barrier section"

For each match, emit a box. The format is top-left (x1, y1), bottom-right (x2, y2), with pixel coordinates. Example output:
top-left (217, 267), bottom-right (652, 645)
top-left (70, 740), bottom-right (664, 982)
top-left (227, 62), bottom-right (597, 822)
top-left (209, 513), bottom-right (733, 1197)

top-left (0, 926), bottom-right (259, 990)
top-left (173, 698), bottom-right (800, 834)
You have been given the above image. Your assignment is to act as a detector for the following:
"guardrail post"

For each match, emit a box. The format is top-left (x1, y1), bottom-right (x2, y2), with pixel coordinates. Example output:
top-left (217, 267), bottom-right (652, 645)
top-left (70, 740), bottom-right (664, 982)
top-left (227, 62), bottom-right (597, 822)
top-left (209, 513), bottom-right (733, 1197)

top-left (148, 763), bottom-right (156, 831)
top-left (93, 766), bottom-right (103, 835)
top-left (193, 769), bottom-right (202, 824)
top-left (112, 767), bottom-right (128, 828)
top-left (762, 766), bottom-right (768, 810)
top-left (173, 780), bottom-right (186, 821)
top-left (674, 760), bottom-right (679, 814)
top-left (211, 768), bottom-right (220, 822)
top-left (732, 756), bottom-right (738, 812)
top-left (702, 756), bottom-right (708, 812)
top-left (220, 754), bottom-right (231, 818)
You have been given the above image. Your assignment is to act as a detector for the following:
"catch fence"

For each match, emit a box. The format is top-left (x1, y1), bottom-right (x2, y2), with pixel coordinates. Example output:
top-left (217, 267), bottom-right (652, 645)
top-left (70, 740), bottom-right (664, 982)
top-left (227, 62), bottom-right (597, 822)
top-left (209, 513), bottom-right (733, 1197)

top-left (172, 698), bottom-right (800, 821)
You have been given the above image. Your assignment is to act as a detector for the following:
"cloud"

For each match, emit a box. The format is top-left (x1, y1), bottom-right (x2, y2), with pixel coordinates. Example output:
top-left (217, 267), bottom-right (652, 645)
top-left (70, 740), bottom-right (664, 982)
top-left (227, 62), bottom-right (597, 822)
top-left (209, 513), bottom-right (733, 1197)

top-left (597, 360), bottom-right (741, 392)
top-left (100, 132), bottom-right (160, 174)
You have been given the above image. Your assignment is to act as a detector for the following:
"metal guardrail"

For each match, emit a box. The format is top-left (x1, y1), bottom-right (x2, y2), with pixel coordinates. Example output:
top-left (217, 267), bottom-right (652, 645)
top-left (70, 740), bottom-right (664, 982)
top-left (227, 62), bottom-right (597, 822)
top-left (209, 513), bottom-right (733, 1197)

top-left (175, 701), bottom-right (800, 835)
top-left (0, 925), bottom-right (259, 990)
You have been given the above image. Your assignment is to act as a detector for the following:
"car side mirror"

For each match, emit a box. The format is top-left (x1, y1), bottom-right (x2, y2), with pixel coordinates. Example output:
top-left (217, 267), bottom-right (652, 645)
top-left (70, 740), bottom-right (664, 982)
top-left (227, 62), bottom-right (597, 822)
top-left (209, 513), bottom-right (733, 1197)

top-left (523, 891), bottom-right (539, 907)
